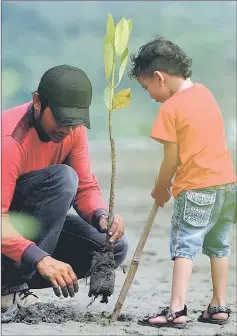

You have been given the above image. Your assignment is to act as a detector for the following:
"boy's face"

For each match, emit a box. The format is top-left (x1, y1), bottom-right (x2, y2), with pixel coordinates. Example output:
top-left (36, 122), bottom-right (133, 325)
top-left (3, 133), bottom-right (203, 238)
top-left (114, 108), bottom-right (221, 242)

top-left (138, 72), bottom-right (172, 103)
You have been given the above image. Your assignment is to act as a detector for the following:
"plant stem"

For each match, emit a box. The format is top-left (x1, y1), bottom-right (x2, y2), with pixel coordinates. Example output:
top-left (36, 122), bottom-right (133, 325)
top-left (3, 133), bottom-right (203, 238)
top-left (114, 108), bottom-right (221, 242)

top-left (108, 112), bottom-right (115, 226)
top-left (108, 59), bottom-right (116, 228)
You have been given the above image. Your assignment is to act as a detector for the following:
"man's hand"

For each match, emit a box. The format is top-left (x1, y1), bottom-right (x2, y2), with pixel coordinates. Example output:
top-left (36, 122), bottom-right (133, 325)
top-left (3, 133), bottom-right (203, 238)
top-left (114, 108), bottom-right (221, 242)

top-left (37, 256), bottom-right (79, 298)
top-left (99, 214), bottom-right (125, 244)
top-left (151, 185), bottom-right (172, 207)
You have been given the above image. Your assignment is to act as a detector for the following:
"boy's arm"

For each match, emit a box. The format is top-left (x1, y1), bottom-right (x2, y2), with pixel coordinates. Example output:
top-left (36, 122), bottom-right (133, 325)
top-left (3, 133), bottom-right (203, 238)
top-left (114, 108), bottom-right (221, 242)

top-left (150, 106), bottom-right (179, 205)
top-left (151, 141), bottom-right (179, 206)
top-left (156, 141), bottom-right (179, 190)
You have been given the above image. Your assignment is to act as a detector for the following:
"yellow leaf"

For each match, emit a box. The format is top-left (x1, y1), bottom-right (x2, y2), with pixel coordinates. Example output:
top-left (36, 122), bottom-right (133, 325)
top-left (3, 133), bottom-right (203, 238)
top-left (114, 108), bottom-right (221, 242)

top-left (104, 36), bottom-right (114, 80)
top-left (112, 88), bottom-right (131, 109)
top-left (106, 13), bottom-right (115, 41)
top-left (114, 18), bottom-right (130, 56)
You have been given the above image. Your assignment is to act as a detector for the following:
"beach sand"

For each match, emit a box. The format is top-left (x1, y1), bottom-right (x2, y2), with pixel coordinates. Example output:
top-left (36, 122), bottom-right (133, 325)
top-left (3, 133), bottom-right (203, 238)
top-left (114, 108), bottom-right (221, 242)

top-left (2, 141), bottom-right (236, 335)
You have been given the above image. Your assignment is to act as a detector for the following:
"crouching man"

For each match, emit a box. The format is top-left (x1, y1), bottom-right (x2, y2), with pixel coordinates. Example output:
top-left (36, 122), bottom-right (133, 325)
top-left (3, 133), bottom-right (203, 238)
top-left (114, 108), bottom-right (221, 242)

top-left (2, 65), bottom-right (128, 310)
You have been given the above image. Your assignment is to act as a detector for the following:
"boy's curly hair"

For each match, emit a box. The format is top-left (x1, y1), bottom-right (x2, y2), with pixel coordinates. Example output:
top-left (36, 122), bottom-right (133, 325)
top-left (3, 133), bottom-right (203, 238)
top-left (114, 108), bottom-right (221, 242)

top-left (129, 35), bottom-right (192, 79)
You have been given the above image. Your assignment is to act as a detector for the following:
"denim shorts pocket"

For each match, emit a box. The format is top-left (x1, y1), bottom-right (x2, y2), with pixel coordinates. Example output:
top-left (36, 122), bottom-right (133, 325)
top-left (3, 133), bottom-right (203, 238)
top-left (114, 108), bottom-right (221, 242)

top-left (183, 190), bottom-right (216, 227)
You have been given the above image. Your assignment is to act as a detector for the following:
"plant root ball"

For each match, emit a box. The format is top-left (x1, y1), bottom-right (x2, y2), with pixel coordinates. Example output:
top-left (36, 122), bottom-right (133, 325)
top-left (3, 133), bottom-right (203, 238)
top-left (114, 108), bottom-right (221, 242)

top-left (88, 249), bottom-right (116, 304)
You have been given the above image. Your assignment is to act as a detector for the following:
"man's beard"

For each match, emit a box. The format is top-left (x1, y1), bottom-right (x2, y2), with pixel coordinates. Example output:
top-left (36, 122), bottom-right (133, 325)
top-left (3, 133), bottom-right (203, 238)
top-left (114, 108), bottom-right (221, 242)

top-left (34, 119), bottom-right (51, 142)
top-left (27, 104), bottom-right (52, 142)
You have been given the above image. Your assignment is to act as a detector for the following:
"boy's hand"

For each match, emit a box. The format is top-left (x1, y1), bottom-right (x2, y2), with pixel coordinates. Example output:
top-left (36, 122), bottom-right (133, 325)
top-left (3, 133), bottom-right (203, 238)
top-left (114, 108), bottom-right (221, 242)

top-left (151, 185), bottom-right (172, 207)
top-left (99, 214), bottom-right (125, 244)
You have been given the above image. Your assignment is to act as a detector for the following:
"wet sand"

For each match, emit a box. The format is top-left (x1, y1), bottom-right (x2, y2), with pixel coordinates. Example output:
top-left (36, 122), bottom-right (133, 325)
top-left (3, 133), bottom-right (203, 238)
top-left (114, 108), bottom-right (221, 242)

top-left (2, 140), bottom-right (236, 335)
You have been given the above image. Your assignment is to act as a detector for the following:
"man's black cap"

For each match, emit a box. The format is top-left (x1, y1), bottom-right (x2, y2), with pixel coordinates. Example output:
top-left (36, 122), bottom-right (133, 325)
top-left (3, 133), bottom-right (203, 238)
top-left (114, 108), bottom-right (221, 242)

top-left (37, 65), bottom-right (92, 128)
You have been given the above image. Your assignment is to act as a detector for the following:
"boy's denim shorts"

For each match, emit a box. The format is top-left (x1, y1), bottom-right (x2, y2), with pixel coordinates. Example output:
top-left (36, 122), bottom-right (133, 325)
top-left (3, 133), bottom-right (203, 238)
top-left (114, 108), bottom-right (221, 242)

top-left (170, 182), bottom-right (237, 260)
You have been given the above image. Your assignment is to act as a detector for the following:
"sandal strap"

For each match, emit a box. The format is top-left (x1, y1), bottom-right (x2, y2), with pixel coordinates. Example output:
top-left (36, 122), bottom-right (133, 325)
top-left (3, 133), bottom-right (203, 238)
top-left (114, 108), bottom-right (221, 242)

top-left (143, 305), bottom-right (187, 322)
top-left (166, 305), bottom-right (187, 321)
top-left (144, 307), bottom-right (169, 320)
top-left (207, 304), bottom-right (231, 316)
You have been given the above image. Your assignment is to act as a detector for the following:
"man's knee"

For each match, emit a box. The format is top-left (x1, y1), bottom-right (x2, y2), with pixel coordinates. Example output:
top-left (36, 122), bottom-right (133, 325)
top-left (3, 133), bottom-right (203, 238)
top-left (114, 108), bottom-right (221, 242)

top-left (113, 235), bottom-right (129, 266)
top-left (49, 164), bottom-right (78, 197)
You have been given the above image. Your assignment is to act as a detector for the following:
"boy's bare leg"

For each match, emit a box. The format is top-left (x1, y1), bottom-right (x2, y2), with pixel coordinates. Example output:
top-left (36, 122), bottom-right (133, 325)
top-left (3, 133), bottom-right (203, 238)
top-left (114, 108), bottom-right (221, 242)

top-left (202, 257), bottom-right (229, 320)
top-left (149, 257), bottom-right (192, 324)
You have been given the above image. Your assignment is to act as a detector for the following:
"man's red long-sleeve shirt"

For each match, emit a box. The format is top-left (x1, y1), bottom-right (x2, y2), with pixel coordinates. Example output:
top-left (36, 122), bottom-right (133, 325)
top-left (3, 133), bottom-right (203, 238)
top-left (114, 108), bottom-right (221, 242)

top-left (2, 102), bottom-right (108, 263)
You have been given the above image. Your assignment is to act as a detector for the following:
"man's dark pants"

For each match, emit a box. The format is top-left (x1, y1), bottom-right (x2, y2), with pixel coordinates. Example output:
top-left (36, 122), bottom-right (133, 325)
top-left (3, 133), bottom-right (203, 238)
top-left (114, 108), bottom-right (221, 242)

top-left (1, 164), bottom-right (128, 295)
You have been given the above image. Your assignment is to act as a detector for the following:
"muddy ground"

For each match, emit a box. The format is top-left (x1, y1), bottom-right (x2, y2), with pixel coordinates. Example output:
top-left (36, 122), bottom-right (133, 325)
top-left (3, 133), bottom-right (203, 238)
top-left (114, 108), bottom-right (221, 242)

top-left (2, 140), bottom-right (236, 335)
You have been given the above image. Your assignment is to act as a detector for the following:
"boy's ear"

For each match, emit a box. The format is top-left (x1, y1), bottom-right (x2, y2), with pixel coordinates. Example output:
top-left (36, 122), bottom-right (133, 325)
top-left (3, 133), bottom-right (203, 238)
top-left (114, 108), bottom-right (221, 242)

top-left (154, 71), bottom-right (164, 83)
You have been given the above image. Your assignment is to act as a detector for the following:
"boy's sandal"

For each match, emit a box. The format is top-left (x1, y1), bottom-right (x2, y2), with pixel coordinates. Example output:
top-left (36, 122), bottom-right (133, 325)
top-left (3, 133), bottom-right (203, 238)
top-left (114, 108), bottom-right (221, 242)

top-left (138, 305), bottom-right (187, 329)
top-left (198, 304), bottom-right (231, 325)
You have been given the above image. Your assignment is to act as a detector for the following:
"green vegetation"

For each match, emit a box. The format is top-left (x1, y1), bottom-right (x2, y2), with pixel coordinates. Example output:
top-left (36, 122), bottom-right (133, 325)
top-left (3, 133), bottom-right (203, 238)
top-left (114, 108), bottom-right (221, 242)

top-left (2, 1), bottom-right (236, 158)
top-left (103, 13), bottom-right (132, 224)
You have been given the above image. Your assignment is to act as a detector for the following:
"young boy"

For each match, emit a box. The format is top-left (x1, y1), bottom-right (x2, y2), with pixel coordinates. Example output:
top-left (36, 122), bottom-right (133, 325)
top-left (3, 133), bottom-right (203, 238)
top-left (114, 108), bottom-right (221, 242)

top-left (129, 36), bottom-right (237, 329)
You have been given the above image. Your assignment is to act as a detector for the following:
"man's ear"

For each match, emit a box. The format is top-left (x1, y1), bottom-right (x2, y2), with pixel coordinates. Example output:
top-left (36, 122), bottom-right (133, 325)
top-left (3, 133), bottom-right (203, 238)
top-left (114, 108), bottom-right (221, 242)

top-left (32, 92), bottom-right (41, 119)
top-left (154, 71), bottom-right (165, 83)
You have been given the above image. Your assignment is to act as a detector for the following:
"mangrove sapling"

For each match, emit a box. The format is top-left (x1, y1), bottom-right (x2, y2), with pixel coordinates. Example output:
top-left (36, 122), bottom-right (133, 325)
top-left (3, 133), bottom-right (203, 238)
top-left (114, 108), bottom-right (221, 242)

top-left (89, 13), bottom-right (132, 304)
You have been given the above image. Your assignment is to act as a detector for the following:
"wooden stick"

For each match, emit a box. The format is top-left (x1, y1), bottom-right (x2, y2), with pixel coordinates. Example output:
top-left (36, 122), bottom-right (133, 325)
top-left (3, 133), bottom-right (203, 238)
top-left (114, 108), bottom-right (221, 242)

top-left (110, 201), bottom-right (159, 321)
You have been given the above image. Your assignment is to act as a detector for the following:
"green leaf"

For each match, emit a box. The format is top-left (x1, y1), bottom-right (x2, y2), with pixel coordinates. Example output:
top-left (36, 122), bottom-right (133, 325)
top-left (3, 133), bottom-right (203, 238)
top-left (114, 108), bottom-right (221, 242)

top-left (2, 70), bottom-right (21, 101)
top-left (104, 36), bottom-right (114, 80)
top-left (128, 19), bottom-right (133, 33)
top-left (119, 48), bottom-right (128, 83)
top-left (106, 13), bottom-right (115, 41)
top-left (104, 86), bottom-right (112, 110)
top-left (114, 18), bottom-right (130, 56)
top-left (9, 212), bottom-right (41, 240)
top-left (112, 88), bottom-right (131, 109)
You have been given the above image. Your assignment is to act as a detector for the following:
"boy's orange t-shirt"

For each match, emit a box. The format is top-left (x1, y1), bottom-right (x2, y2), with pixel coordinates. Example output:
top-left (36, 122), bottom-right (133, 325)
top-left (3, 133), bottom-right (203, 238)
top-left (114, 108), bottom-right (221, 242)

top-left (150, 83), bottom-right (236, 197)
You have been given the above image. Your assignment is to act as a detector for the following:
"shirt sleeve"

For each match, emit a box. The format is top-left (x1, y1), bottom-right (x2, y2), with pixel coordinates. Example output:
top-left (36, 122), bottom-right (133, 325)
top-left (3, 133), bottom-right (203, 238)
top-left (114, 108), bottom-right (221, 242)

top-left (1, 136), bottom-right (42, 264)
top-left (65, 126), bottom-right (108, 223)
top-left (2, 136), bottom-right (23, 212)
top-left (150, 107), bottom-right (177, 143)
